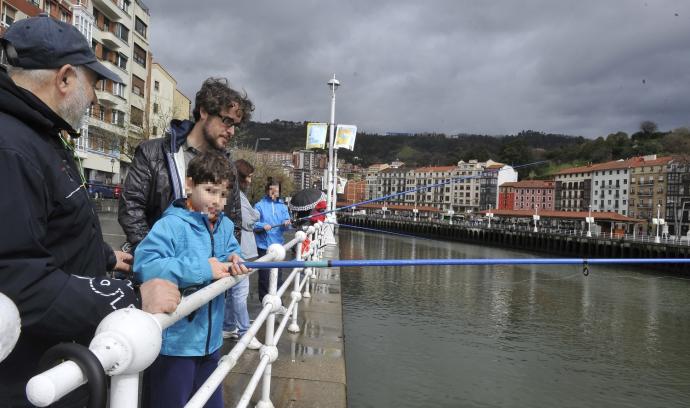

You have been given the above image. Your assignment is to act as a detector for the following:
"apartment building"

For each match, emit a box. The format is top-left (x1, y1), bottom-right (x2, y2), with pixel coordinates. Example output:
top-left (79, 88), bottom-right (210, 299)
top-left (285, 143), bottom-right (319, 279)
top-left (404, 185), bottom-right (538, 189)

top-left (148, 61), bottom-right (177, 138)
top-left (479, 161), bottom-right (517, 210)
top-left (554, 166), bottom-right (592, 212)
top-left (665, 158), bottom-right (690, 236)
top-left (173, 88), bottom-right (191, 121)
top-left (380, 166), bottom-right (413, 206)
top-left (365, 163), bottom-right (389, 200)
top-left (628, 155), bottom-right (672, 227)
top-left (1, 1), bottom-right (70, 34)
top-left (293, 149), bottom-right (326, 190)
top-left (340, 180), bottom-right (366, 205)
top-left (406, 166), bottom-right (455, 211)
top-left (450, 160), bottom-right (484, 214)
top-left (498, 180), bottom-right (555, 211)
top-left (590, 160), bottom-right (633, 216)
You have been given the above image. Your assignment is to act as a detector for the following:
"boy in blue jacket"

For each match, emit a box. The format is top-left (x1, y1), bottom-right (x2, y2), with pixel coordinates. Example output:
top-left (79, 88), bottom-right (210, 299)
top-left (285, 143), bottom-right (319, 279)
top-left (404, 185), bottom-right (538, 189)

top-left (134, 150), bottom-right (247, 408)
top-left (254, 179), bottom-right (292, 301)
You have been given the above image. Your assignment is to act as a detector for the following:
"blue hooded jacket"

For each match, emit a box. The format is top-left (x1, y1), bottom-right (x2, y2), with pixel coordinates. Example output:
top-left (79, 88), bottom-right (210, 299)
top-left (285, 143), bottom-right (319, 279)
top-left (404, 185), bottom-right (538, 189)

top-left (254, 196), bottom-right (291, 250)
top-left (134, 199), bottom-right (241, 357)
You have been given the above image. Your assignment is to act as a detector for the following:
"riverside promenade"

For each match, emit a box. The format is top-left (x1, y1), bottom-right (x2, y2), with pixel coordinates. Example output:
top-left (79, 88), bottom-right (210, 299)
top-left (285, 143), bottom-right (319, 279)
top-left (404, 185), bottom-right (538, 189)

top-left (221, 243), bottom-right (347, 407)
top-left (340, 214), bottom-right (690, 274)
top-left (98, 204), bottom-right (347, 407)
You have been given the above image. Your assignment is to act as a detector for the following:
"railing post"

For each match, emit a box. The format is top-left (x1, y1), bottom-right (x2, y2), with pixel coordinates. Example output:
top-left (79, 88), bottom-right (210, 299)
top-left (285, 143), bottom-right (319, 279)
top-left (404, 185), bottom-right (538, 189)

top-left (109, 373), bottom-right (139, 408)
top-left (288, 233), bottom-right (305, 333)
top-left (257, 267), bottom-right (279, 408)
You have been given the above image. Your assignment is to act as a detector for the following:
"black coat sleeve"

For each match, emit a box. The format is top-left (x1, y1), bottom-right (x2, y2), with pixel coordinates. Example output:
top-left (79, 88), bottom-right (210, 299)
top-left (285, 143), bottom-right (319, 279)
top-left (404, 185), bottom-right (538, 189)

top-left (118, 144), bottom-right (154, 248)
top-left (0, 149), bottom-right (141, 340)
top-left (224, 160), bottom-right (243, 243)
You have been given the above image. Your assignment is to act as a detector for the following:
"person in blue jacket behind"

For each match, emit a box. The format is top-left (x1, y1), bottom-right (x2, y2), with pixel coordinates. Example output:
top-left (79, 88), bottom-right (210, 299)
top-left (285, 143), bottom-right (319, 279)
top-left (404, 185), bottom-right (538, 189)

top-left (134, 151), bottom-right (247, 408)
top-left (254, 178), bottom-right (292, 301)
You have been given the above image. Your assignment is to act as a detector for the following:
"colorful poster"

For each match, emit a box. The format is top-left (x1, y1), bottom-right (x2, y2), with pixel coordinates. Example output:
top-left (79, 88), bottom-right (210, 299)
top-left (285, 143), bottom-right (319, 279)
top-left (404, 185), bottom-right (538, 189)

top-left (334, 125), bottom-right (357, 150)
top-left (336, 176), bottom-right (348, 194)
top-left (306, 122), bottom-right (328, 149)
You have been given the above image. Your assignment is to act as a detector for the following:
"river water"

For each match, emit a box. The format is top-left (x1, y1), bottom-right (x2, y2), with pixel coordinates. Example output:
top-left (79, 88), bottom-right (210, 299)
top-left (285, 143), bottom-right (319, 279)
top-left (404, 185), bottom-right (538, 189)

top-left (339, 229), bottom-right (690, 408)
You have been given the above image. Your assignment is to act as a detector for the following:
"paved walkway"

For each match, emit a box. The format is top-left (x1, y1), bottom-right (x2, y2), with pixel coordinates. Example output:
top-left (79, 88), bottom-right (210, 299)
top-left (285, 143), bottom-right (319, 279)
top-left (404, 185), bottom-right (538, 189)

top-left (221, 245), bottom-right (346, 407)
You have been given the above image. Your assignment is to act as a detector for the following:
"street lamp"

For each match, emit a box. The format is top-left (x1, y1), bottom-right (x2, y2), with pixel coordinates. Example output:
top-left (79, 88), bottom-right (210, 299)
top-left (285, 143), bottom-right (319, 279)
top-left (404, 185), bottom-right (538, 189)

top-left (254, 137), bottom-right (270, 152)
top-left (413, 207), bottom-right (419, 222)
top-left (382, 206), bottom-right (388, 219)
top-left (653, 203), bottom-right (664, 243)
top-left (326, 74), bottom-right (340, 214)
top-left (486, 207), bottom-right (494, 228)
top-left (533, 205), bottom-right (540, 233)
top-left (448, 209), bottom-right (455, 225)
top-left (586, 204), bottom-right (593, 237)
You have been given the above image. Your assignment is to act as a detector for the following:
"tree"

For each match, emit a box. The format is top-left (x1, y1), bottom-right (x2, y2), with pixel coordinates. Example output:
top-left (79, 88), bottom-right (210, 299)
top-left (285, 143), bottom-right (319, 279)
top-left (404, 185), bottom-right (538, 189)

top-left (640, 120), bottom-right (658, 135)
top-left (232, 148), bottom-right (295, 203)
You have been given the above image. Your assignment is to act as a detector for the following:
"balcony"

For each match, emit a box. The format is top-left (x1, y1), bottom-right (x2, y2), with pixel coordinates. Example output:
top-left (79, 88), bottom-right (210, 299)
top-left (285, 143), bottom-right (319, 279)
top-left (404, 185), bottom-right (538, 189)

top-left (95, 90), bottom-right (122, 106)
top-left (638, 190), bottom-right (653, 197)
top-left (92, 0), bottom-right (129, 21)
top-left (94, 28), bottom-right (124, 51)
top-left (638, 181), bottom-right (654, 186)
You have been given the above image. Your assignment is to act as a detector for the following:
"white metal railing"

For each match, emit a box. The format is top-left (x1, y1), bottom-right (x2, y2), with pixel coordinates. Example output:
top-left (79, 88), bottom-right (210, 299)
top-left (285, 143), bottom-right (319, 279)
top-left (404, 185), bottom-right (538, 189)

top-left (0, 292), bottom-right (21, 364)
top-left (25, 223), bottom-right (325, 408)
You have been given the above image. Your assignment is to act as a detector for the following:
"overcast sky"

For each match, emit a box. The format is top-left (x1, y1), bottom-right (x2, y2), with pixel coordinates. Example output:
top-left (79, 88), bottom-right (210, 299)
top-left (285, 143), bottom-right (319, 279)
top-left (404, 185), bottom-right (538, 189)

top-left (143, 0), bottom-right (689, 138)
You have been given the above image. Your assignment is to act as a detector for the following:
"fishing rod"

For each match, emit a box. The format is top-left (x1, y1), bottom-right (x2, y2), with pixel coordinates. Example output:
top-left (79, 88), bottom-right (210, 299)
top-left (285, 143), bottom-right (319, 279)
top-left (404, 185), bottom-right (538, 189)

top-left (240, 257), bottom-right (690, 271)
top-left (277, 159), bottom-right (551, 227)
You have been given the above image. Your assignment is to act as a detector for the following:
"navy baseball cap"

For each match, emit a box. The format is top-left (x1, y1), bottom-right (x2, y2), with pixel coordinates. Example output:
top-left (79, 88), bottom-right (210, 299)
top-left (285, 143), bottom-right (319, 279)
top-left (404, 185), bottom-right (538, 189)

top-left (1, 14), bottom-right (121, 82)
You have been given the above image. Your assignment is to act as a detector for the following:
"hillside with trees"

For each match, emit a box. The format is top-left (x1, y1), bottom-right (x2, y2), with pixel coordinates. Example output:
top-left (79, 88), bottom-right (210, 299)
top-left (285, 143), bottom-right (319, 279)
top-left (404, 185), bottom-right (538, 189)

top-left (234, 120), bottom-right (690, 178)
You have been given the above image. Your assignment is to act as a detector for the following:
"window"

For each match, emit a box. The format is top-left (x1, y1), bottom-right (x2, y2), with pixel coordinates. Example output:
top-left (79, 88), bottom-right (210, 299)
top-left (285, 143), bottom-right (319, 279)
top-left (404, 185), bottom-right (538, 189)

top-left (115, 53), bottom-right (127, 70)
top-left (111, 110), bottom-right (125, 127)
top-left (153, 103), bottom-right (159, 114)
top-left (118, 0), bottom-right (130, 13)
top-left (113, 82), bottom-right (125, 97)
top-left (131, 75), bottom-right (145, 97)
top-left (60, 10), bottom-right (69, 23)
top-left (115, 23), bottom-right (129, 42)
top-left (152, 126), bottom-right (158, 136)
top-left (135, 16), bottom-right (147, 38)
top-left (2, 4), bottom-right (16, 26)
top-left (44, 1), bottom-right (52, 14)
top-left (130, 106), bottom-right (144, 127)
top-left (133, 43), bottom-right (147, 67)
top-left (154, 80), bottom-right (160, 91)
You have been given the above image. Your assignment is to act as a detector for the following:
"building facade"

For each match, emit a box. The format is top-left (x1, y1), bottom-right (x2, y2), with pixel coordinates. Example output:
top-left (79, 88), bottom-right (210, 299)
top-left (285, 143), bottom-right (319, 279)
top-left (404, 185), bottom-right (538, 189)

top-left (665, 158), bottom-right (690, 237)
top-left (628, 156), bottom-right (672, 230)
top-left (499, 180), bottom-right (555, 211)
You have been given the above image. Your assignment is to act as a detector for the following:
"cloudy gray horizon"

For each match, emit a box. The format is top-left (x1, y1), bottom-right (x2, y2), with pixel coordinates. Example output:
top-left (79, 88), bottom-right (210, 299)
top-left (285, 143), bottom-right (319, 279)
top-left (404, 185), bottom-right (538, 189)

top-left (143, 0), bottom-right (689, 138)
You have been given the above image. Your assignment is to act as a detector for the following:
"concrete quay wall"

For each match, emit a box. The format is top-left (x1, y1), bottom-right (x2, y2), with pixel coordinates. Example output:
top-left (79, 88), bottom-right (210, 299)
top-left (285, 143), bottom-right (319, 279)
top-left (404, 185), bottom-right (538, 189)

top-left (339, 215), bottom-right (690, 274)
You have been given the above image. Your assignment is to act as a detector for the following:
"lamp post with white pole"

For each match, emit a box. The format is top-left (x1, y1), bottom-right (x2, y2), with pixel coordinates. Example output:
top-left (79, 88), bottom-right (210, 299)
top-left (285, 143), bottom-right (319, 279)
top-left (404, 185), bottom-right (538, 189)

top-left (326, 74), bottom-right (340, 213)
top-left (486, 207), bottom-right (494, 229)
top-left (533, 205), bottom-right (540, 233)
top-left (653, 204), bottom-right (664, 244)
top-left (586, 204), bottom-right (593, 237)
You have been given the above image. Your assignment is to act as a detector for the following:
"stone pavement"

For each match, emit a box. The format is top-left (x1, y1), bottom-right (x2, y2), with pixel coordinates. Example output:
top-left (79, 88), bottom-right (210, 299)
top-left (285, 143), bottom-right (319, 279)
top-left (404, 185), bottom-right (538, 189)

top-left (220, 245), bottom-right (346, 407)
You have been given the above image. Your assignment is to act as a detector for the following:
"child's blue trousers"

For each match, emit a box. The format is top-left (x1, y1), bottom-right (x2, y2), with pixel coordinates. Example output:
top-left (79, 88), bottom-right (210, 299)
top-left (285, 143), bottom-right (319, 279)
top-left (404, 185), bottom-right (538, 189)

top-left (148, 350), bottom-right (223, 408)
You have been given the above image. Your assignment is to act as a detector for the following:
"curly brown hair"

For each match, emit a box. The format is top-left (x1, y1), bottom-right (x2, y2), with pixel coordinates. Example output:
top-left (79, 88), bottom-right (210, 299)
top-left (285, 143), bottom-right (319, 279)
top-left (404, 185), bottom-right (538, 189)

top-left (193, 77), bottom-right (255, 123)
top-left (187, 150), bottom-right (234, 187)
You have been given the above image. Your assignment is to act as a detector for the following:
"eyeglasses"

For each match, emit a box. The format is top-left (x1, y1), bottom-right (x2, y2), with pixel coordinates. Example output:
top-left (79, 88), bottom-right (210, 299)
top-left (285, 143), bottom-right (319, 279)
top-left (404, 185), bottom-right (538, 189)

top-left (217, 113), bottom-right (242, 128)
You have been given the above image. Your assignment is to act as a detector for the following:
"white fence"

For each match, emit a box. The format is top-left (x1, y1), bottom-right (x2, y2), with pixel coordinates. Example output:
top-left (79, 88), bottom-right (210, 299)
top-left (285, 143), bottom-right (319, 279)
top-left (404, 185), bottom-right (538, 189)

top-left (24, 223), bottom-right (326, 408)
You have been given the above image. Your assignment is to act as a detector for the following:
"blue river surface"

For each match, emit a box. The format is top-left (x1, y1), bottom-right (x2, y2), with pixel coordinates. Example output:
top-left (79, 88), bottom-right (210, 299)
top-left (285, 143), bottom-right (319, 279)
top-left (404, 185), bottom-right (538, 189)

top-left (338, 229), bottom-right (690, 408)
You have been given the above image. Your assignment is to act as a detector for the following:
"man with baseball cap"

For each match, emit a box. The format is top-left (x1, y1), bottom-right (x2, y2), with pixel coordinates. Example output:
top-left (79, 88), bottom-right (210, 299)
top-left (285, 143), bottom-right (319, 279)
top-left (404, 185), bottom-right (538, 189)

top-left (0, 15), bottom-right (180, 407)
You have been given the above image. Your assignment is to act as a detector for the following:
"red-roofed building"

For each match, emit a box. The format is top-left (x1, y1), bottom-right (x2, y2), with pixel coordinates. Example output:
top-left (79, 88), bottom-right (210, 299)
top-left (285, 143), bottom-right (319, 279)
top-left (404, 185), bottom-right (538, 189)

top-left (499, 180), bottom-right (555, 210)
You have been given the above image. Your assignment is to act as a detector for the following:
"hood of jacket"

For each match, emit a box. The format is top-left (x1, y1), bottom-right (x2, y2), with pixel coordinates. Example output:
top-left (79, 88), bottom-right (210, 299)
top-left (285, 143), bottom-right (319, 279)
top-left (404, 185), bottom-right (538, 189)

top-left (165, 119), bottom-right (195, 153)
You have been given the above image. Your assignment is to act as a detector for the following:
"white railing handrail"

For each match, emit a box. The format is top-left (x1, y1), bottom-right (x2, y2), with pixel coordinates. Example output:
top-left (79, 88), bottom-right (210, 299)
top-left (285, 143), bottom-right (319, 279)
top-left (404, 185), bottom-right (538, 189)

top-left (26, 224), bottom-right (324, 408)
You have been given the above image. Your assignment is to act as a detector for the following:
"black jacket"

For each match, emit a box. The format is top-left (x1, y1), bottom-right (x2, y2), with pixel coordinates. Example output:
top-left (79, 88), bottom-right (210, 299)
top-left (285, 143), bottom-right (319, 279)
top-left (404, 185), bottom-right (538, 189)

top-left (0, 70), bottom-right (141, 406)
top-left (118, 119), bottom-right (242, 248)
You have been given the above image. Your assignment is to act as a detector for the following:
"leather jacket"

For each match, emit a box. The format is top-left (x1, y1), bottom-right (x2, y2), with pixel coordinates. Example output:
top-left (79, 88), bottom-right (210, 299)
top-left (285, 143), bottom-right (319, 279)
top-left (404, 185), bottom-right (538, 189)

top-left (118, 119), bottom-right (242, 248)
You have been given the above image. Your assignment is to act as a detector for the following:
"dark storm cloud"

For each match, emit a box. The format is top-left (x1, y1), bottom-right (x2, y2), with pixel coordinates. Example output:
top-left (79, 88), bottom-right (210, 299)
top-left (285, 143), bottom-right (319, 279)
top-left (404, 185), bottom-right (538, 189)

top-left (143, 0), bottom-right (690, 137)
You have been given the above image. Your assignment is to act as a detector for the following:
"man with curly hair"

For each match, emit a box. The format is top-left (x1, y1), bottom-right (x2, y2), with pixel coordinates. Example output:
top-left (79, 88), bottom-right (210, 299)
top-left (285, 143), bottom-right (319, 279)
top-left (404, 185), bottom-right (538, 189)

top-left (119, 77), bottom-right (254, 250)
